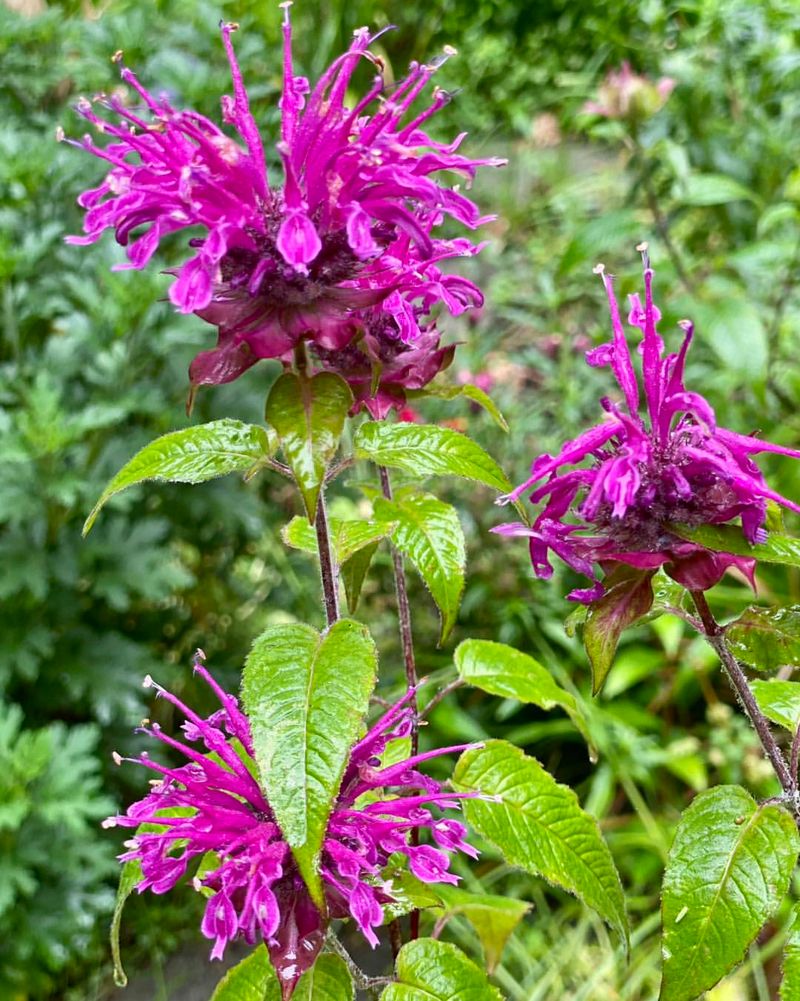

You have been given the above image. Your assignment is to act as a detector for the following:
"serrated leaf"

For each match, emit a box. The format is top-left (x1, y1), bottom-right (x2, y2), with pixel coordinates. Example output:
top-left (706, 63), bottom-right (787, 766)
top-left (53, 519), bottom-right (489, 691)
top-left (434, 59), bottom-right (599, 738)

top-left (381, 938), bottom-right (503, 1001)
top-left (671, 524), bottom-right (800, 567)
top-left (354, 421), bottom-right (511, 493)
top-left (416, 382), bottom-right (509, 432)
top-left (681, 173), bottom-right (760, 206)
top-left (294, 953), bottom-right (353, 1001)
top-left (209, 946), bottom-right (280, 1001)
top-left (342, 541), bottom-right (380, 613)
top-left (434, 885), bottom-right (531, 973)
top-left (265, 372), bottom-right (353, 520)
top-left (110, 860), bottom-right (141, 987)
top-left (374, 492), bottom-right (465, 642)
top-left (781, 905), bottom-right (800, 1001)
top-left (281, 515), bottom-right (392, 564)
top-left (84, 419), bottom-right (275, 534)
top-left (661, 784), bottom-right (799, 1001)
top-left (584, 566), bottom-right (656, 695)
top-left (242, 620), bottom-right (377, 909)
top-left (751, 680), bottom-right (800, 732)
top-left (691, 294), bottom-right (767, 377)
top-left (452, 740), bottom-right (628, 946)
top-left (454, 639), bottom-right (594, 757)
top-left (726, 606), bottom-right (800, 672)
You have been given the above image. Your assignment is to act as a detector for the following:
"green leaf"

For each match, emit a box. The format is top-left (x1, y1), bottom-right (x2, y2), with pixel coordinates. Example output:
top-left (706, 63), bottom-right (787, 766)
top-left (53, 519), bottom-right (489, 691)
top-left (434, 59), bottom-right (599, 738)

top-left (726, 606), bottom-right (800, 672)
top-left (265, 372), bottom-right (353, 520)
top-left (691, 294), bottom-right (767, 377)
top-left (374, 491), bottom-right (465, 642)
top-left (110, 860), bottom-right (141, 987)
top-left (341, 541), bottom-right (380, 613)
top-left (681, 173), bottom-right (760, 206)
top-left (434, 885), bottom-right (531, 973)
top-left (242, 620), bottom-right (377, 910)
top-left (751, 680), bottom-right (800, 732)
top-left (281, 515), bottom-right (392, 564)
top-left (354, 421), bottom-right (511, 493)
top-left (294, 953), bottom-right (353, 1001)
top-left (670, 524), bottom-right (800, 567)
top-left (381, 938), bottom-right (503, 1001)
top-left (84, 419), bottom-right (275, 534)
top-left (416, 382), bottom-right (509, 432)
top-left (454, 639), bottom-right (594, 756)
top-left (661, 785), bottom-right (799, 1001)
top-left (781, 905), bottom-right (800, 1001)
top-left (584, 566), bottom-right (656, 695)
top-left (452, 740), bottom-right (628, 946)
top-left (209, 946), bottom-right (280, 1001)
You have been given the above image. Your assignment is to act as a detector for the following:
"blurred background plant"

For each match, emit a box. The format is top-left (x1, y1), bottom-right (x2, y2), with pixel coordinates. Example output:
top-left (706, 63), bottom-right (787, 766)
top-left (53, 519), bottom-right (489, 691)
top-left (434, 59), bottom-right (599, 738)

top-left (2, 0), bottom-right (800, 997)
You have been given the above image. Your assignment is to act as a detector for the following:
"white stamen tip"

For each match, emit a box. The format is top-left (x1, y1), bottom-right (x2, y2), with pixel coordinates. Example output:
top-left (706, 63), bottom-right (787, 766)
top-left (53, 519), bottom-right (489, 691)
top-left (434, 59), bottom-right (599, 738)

top-left (636, 241), bottom-right (649, 253)
top-left (55, 125), bottom-right (65, 142)
top-left (678, 318), bottom-right (693, 330)
top-left (192, 877), bottom-right (202, 891)
top-left (111, 50), bottom-right (123, 63)
top-left (195, 648), bottom-right (207, 662)
top-left (101, 818), bottom-right (117, 829)
top-left (112, 751), bottom-right (123, 766)
top-left (593, 263), bottom-right (605, 275)
top-left (142, 674), bottom-right (153, 688)
top-left (443, 44), bottom-right (458, 56)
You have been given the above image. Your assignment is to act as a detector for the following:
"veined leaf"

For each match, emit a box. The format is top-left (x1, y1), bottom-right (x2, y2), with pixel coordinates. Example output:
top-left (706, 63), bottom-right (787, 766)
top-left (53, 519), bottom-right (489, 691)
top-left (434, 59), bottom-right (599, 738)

top-left (584, 566), bottom-right (656, 695)
top-left (376, 858), bottom-right (444, 921)
top-left (209, 946), bottom-right (280, 1001)
top-left (414, 382), bottom-right (509, 432)
top-left (381, 938), bottom-right (503, 1001)
top-left (726, 606), bottom-right (800, 672)
top-left (670, 523), bottom-right (800, 568)
top-left (781, 905), bottom-right (800, 1001)
top-left (354, 421), bottom-right (511, 493)
top-left (242, 621), bottom-right (377, 909)
top-left (453, 741), bottom-right (628, 946)
top-left (84, 419), bottom-right (275, 534)
top-left (342, 541), bottom-right (381, 613)
top-left (374, 492), bottom-right (465, 642)
top-left (751, 679), bottom-right (800, 732)
top-left (661, 785), bottom-right (799, 1001)
top-left (454, 639), bottom-right (594, 756)
top-left (294, 953), bottom-right (353, 1001)
top-left (434, 885), bottom-right (531, 973)
top-left (265, 372), bottom-right (353, 520)
top-left (281, 515), bottom-right (392, 564)
top-left (681, 173), bottom-right (760, 207)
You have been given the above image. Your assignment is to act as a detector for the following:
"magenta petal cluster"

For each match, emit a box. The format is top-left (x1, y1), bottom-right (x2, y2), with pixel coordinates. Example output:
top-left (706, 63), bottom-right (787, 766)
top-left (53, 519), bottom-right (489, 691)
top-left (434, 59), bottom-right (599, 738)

top-left (64, 11), bottom-right (502, 392)
top-left (106, 658), bottom-right (478, 997)
top-left (494, 255), bottom-right (800, 602)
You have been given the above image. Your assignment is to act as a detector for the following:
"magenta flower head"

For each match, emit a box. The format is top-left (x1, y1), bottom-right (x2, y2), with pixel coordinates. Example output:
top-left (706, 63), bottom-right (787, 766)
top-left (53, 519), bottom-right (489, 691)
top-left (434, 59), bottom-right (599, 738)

top-left (582, 62), bottom-right (675, 121)
top-left (63, 8), bottom-right (502, 393)
top-left (494, 250), bottom-right (800, 603)
top-left (106, 656), bottom-right (479, 997)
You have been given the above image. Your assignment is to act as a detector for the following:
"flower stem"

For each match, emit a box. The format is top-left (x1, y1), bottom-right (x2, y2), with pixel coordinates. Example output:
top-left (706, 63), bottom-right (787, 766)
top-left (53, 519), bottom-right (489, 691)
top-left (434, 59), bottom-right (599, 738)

top-left (379, 464), bottom-right (420, 941)
top-left (315, 488), bottom-right (339, 626)
top-left (379, 465), bottom-right (418, 753)
top-left (690, 590), bottom-right (794, 795)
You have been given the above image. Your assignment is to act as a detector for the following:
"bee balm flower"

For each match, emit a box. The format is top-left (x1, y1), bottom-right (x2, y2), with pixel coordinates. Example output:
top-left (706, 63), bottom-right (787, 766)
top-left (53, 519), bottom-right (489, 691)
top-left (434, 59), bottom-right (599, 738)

top-left (107, 658), bottom-right (478, 997)
top-left (495, 252), bottom-right (800, 602)
top-left (64, 10), bottom-right (502, 392)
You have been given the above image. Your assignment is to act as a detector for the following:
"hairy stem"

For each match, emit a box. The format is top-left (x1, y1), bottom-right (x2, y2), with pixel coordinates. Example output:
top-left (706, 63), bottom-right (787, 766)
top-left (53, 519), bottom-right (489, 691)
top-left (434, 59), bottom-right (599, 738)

top-left (379, 464), bottom-right (420, 941)
top-left (325, 930), bottom-right (392, 992)
top-left (379, 465), bottom-right (419, 752)
top-left (691, 591), bottom-right (794, 795)
top-left (315, 489), bottom-right (340, 627)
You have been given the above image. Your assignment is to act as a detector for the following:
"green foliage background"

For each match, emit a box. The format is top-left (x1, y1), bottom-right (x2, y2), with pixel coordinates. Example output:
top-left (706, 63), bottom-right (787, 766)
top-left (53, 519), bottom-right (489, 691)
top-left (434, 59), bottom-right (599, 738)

top-left (2, 0), bottom-right (800, 997)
